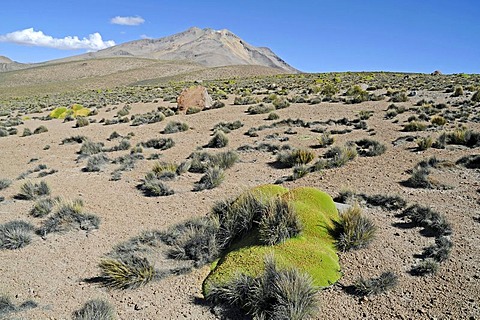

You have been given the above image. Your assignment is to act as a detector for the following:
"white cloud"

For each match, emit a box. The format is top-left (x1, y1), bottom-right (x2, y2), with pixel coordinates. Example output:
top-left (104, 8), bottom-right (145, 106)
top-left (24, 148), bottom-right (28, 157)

top-left (0, 28), bottom-right (115, 51)
top-left (111, 16), bottom-right (145, 26)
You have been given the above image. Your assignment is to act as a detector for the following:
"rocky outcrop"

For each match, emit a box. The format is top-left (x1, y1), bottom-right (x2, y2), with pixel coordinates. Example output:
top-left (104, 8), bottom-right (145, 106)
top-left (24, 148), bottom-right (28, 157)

top-left (176, 86), bottom-right (213, 113)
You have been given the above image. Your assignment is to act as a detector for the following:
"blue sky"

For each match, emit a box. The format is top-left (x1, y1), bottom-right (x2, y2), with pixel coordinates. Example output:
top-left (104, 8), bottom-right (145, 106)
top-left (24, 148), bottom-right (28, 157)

top-left (0, 0), bottom-right (479, 73)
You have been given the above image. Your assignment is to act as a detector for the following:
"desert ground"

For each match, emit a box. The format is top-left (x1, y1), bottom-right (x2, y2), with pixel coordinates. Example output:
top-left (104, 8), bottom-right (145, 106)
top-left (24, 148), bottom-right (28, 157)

top-left (1, 72), bottom-right (479, 319)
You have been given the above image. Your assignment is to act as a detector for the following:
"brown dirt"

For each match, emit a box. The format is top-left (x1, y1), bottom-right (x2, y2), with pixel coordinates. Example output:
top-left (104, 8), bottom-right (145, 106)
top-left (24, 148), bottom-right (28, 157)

top-left (0, 89), bottom-right (479, 319)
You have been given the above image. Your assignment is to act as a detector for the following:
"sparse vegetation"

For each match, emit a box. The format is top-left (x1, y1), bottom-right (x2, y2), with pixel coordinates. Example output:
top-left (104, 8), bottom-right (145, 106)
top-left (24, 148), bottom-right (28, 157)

top-left (17, 180), bottom-right (50, 200)
top-left (99, 257), bottom-right (156, 289)
top-left (193, 166), bottom-right (225, 191)
top-left (0, 220), bottom-right (35, 250)
top-left (0, 178), bottom-right (12, 190)
top-left (353, 271), bottom-right (398, 296)
top-left (206, 130), bottom-right (229, 148)
top-left (73, 299), bottom-right (116, 320)
top-left (163, 121), bottom-right (189, 134)
top-left (331, 206), bottom-right (376, 252)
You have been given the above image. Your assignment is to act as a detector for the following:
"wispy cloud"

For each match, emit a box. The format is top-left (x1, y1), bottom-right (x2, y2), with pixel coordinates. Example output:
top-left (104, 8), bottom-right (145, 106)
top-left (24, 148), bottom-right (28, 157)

top-left (111, 16), bottom-right (145, 26)
top-left (140, 34), bottom-right (152, 39)
top-left (0, 28), bottom-right (115, 51)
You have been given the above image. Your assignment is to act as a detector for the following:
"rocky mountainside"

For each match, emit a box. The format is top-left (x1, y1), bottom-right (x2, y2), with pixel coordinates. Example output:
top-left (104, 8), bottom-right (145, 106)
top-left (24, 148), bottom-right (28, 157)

top-left (64, 27), bottom-right (298, 73)
top-left (0, 55), bottom-right (29, 72)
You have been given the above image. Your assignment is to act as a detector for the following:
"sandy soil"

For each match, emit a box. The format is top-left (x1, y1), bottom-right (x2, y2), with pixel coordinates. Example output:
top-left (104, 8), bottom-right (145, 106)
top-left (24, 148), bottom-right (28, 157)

top-left (0, 89), bottom-right (479, 319)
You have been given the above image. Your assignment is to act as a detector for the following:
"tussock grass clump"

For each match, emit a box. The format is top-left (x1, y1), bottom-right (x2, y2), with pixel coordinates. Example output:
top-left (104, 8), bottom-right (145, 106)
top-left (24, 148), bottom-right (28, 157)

top-left (0, 294), bottom-right (37, 317)
top-left (61, 135), bottom-right (87, 144)
top-left (403, 121), bottom-right (427, 132)
top-left (33, 125), bottom-right (48, 134)
top-left (456, 154), bottom-right (480, 169)
top-left (258, 198), bottom-right (302, 246)
top-left (163, 121), bottom-right (189, 134)
top-left (416, 136), bottom-right (434, 150)
top-left (206, 131), bottom-right (229, 148)
top-left (206, 255), bottom-right (318, 320)
top-left (276, 149), bottom-right (316, 167)
top-left (291, 164), bottom-right (310, 180)
top-left (38, 199), bottom-right (100, 236)
top-left (162, 217), bottom-right (220, 266)
top-left (410, 259), bottom-right (439, 276)
top-left (317, 144), bottom-right (357, 169)
top-left (316, 132), bottom-right (334, 148)
top-left (430, 115), bottom-right (446, 126)
top-left (0, 220), bottom-right (35, 250)
top-left (234, 96), bottom-right (258, 105)
top-left (22, 128), bottom-right (32, 137)
top-left (194, 166), bottom-right (225, 191)
top-left (401, 204), bottom-right (452, 236)
top-left (139, 174), bottom-right (174, 196)
top-left (444, 127), bottom-right (480, 147)
top-left (247, 103), bottom-right (275, 115)
top-left (84, 153), bottom-right (110, 172)
top-left (17, 180), bottom-right (50, 200)
top-left (331, 206), bottom-right (376, 252)
top-left (423, 236), bottom-right (452, 262)
top-left (76, 117), bottom-right (89, 128)
top-left (213, 120), bottom-right (243, 133)
top-left (272, 97), bottom-right (290, 109)
top-left (267, 112), bottom-right (280, 120)
top-left (0, 178), bottom-right (12, 190)
top-left (186, 106), bottom-right (201, 115)
top-left (404, 167), bottom-right (433, 189)
top-left (355, 139), bottom-right (386, 157)
top-left (188, 150), bottom-right (239, 173)
top-left (335, 191), bottom-right (407, 211)
top-left (99, 257), bottom-right (156, 289)
top-left (151, 162), bottom-right (178, 180)
top-left (30, 197), bottom-right (57, 217)
top-left (141, 138), bottom-right (175, 150)
top-left (131, 111), bottom-right (165, 126)
top-left (79, 140), bottom-right (104, 156)
top-left (73, 299), bottom-right (116, 320)
top-left (354, 271), bottom-right (398, 296)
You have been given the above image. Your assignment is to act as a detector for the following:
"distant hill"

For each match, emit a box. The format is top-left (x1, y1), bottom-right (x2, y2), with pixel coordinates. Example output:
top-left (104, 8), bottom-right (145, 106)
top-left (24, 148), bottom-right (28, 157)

top-left (53, 27), bottom-right (298, 73)
top-left (0, 55), bottom-right (31, 72)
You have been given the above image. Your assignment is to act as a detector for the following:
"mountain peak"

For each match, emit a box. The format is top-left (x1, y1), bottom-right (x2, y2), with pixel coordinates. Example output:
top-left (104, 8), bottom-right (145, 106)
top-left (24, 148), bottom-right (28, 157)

top-left (0, 56), bottom-right (14, 64)
top-left (80, 27), bottom-right (298, 73)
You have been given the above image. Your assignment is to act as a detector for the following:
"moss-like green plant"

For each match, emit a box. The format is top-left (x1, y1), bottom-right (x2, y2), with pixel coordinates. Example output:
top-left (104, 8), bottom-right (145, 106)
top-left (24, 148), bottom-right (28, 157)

top-left (49, 104), bottom-right (90, 119)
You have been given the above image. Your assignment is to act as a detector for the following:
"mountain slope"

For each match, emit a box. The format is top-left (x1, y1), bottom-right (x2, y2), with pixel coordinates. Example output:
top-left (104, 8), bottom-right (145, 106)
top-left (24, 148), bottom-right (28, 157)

top-left (63, 27), bottom-right (298, 73)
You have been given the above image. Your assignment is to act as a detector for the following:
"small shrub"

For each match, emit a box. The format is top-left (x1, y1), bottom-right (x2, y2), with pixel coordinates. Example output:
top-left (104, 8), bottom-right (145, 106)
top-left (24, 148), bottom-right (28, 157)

top-left (403, 121), bottom-right (427, 132)
top-left (141, 138), bottom-right (175, 150)
top-left (402, 204), bottom-right (452, 236)
top-left (62, 135), bottom-right (87, 144)
top-left (84, 153), bottom-right (110, 172)
top-left (73, 299), bottom-right (116, 320)
top-left (267, 112), bottom-right (280, 120)
top-left (234, 96), bottom-right (257, 105)
top-left (76, 117), bottom-right (89, 128)
top-left (355, 139), bottom-right (386, 157)
top-left (390, 91), bottom-right (408, 102)
top-left (207, 131), bottom-right (229, 148)
top-left (451, 86), bottom-right (464, 97)
top-left (292, 164), bottom-right (310, 180)
top-left (0, 294), bottom-right (37, 317)
top-left (30, 197), bottom-right (57, 217)
top-left (0, 220), bottom-right (34, 250)
top-left (317, 132), bottom-right (334, 148)
top-left (410, 259), bottom-right (439, 276)
top-left (416, 136), bottom-right (434, 150)
top-left (194, 166), bottom-right (225, 191)
top-left (213, 120), bottom-right (243, 133)
top-left (354, 271), bottom-right (398, 296)
top-left (471, 91), bottom-right (480, 102)
top-left (163, 121), bottom-right (189, 134)
top-left (79, 140), bottom-right (104, 156)
top-left (247, 103), bottom-right (274, 115)
top-left (258, 198), bottom-right (302, 245)
top-left (152, 162), bottom-right (178, 180)
top-left (139, 175), bottom-right (174, 196)
top-left (277, 149), bottom-right (315, 167)
top-left (33, 125), bottom-right (48, 134)
top-left (186, 107), bottom-right (201, 115)
top-left (22, 128), bottom-right (32, 137)
top-left (17, 180), bottom-right (50, 200)
top-left (273, 97), bottom-right (290, 109)
top-left (323, 145), bottom-right (358, 168)
top-left (358, 110), bottom-right (373, 120)
top-left (99, 257), bottom-right (155, 289)
top-left (163, 217), bottom-right (220, 266)
top-left (431, 115), bottom-right (446, 126)
top-left (423, 236), bottom-right (452, 262)
top-left (38, 200), bottom-right (100, 235)
top-left (0, 178), bottom-right (11, 190)
top-left (331, 206), bottom-right (376, 252)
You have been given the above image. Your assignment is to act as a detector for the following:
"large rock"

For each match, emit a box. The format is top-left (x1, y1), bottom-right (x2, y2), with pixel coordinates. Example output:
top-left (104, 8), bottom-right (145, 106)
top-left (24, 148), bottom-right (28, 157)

top-left (176, 86), bottom-right (213, 113)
